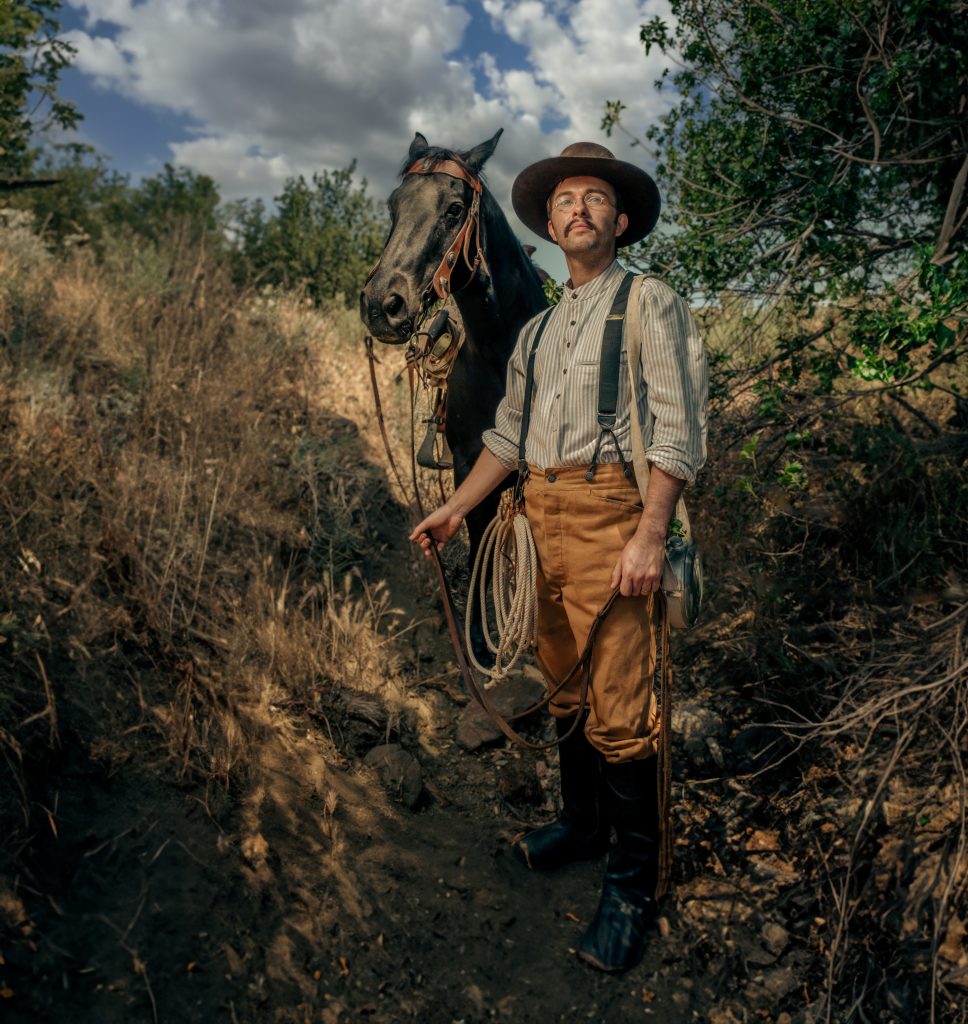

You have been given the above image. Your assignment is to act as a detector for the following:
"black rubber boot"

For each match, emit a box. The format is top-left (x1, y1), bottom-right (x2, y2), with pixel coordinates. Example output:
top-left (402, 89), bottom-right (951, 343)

top-left (513, 713), bottom-right (610, 871)
top-left (578, 756), bottom-right (660, 973)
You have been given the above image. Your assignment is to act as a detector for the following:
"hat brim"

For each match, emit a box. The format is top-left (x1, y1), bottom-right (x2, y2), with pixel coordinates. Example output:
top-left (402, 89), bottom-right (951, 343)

top-left (511, 155), bottom-right (660, 247)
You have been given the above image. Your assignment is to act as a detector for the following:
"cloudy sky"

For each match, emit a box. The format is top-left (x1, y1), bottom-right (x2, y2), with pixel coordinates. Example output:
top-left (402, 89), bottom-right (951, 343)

top-left (58, 0), bottom-right (678, 279)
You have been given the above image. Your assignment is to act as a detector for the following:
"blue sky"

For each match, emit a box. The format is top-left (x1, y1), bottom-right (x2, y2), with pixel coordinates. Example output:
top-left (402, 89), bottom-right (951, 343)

top-left (53, 0), bottom-right (678, 280)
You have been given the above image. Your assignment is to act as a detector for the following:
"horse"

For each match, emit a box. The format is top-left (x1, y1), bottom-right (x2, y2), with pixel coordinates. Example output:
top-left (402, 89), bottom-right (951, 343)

top-left (360, 129), bottom-right (548, 647)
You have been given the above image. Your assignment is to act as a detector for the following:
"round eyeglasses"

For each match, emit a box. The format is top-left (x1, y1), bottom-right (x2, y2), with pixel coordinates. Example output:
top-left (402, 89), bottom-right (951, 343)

top-left (551, 192), bottom-right (613, 212)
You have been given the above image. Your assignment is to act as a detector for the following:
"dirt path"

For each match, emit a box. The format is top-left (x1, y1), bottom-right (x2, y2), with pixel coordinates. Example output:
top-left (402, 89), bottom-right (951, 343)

top-left (6, 494), bottom-right (820, 1024)
top-left (3, 353), bottom-right (823, 1024)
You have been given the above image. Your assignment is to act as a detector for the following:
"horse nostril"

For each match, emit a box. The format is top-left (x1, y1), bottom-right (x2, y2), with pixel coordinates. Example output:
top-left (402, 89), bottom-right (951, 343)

top-left (383, 293), bottom-right (405, 320)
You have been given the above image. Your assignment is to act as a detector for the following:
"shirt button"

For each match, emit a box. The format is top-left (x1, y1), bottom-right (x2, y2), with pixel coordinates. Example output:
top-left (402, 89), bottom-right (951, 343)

top-left (563, 368), bottom-right (567, 375)
top-left (547, 474), bottom-right (557, 483)
top-left (570, 320), bottom-right (576, 326)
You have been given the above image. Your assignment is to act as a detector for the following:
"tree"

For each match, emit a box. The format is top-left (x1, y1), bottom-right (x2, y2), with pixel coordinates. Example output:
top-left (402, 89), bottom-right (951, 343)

top-left (10, 157), bottom-right (224, 254)
top-left (607, 0), bottom-right (967, 396)
top-left (8, 149), bottom-right (127, 241)
top-left (0, 0), bottom-right (80, 178)
top-left (605, 10), bottom-right (968, 1019)
top-left (230, 164), bottom-right (387, 305)
top-left (121, 162), bottom-right (222, 245)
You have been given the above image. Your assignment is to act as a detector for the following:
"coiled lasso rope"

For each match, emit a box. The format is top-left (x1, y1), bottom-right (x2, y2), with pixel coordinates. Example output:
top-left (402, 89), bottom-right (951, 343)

top-left (464, 490), bottom-right (538, 683)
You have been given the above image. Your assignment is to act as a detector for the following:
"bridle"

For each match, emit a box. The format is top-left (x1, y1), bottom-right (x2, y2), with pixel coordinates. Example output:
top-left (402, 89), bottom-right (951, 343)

top-left (362, 154), bottom-right (492, 340)
top-left (360, 156), bottom-right (494, 472)
top-left (403, 155), bottom-right (491, 302)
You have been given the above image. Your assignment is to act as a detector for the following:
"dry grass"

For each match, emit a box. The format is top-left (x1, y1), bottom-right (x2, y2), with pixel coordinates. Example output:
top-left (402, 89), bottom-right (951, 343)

top-left (0, 215), bottom-right (410, 828)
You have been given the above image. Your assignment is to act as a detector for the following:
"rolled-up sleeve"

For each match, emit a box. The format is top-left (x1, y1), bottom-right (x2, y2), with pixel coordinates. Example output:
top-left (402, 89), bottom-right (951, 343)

top-left (482, 312), bottom-right (539, 470)
top-left (638, 278), bottom-right (708, 483)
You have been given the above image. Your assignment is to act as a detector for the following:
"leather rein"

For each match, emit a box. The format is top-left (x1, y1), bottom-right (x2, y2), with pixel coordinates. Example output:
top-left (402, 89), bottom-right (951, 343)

top-left (366, 328), bottom-right (604, 751)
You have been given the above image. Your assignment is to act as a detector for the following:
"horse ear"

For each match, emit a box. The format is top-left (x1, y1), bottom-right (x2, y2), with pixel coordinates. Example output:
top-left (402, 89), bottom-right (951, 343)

top-left (408, 133), bottom-right (429, 163)
top-left (462, 128), bottom-right (503, 173)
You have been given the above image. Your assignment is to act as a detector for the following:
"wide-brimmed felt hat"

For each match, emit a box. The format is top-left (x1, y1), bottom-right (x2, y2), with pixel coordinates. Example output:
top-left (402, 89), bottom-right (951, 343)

top-left (511, 141), bottom-right (660, 247)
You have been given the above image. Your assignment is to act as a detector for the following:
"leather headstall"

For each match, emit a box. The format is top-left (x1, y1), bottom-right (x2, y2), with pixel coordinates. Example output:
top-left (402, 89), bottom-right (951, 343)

top-left (405, 156), bottom-right (491, 300)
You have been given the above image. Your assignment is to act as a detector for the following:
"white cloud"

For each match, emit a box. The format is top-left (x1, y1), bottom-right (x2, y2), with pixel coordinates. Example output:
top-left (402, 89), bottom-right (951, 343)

top-left (64, 0), bottom-right (677, 274)
top-left (481, 0), bottom-right (677, 155)
top-left (67, 30), bottom-right (129, 83)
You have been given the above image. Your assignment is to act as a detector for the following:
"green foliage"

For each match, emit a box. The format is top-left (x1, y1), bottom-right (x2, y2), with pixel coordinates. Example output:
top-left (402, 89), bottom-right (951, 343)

top-left (11, 149), bottom-right (388, 310)
top-left (609, 0), bottom-right (967, 399)
top-left (0, 0), bottom-right (79, 177)
top-left (10, 155), bottom-right (226, 255)
top-left (228, 163), bottom-right (387, 306)
top-left (122, 162), bottom-right (222, 246)
top-left (844, 247), bottom-right (967, 385)
top-left (776, 460), bottom-right (808, 492)
top-left (542, 275), bottom-right (563, 306)
top-left (8, 150), bottom-right (127, 242)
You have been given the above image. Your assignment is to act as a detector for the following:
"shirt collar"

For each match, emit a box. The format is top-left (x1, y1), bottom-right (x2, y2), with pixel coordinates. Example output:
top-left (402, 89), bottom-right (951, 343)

top-left (562, 259), bottom-right (625, 303)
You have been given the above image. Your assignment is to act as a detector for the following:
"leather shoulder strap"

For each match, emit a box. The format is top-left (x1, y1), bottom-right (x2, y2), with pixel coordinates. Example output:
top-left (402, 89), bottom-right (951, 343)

top-left (597, 271), bottom-right (635, 428)
top-left (625, 276), bottom-right (692, 540)
top-left (517, 307), bottom-right (555, 469)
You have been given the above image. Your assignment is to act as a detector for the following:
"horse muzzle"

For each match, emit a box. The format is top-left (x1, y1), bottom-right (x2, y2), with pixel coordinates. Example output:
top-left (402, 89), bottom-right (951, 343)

top-left (359, 276), bottom-right (423, 344)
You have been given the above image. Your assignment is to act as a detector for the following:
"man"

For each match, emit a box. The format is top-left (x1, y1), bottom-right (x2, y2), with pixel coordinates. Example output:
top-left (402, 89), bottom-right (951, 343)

top-left (411, 143), bottom-right (707, 972)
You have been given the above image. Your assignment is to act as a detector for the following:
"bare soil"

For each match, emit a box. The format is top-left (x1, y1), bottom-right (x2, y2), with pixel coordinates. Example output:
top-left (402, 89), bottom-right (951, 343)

top-left (2, 485), bottom-right (831, 1024)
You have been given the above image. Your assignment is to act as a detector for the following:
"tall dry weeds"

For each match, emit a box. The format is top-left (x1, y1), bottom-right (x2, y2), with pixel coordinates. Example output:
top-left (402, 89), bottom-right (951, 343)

top-left (0, 217), bottom-right (408, 845)
top-left (3, 207), bottom-right (965, 1020)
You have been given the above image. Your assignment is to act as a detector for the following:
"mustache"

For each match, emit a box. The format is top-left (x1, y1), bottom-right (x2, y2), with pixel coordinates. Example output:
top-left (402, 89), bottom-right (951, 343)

top-left (565, 218), bottom-right (595, 236)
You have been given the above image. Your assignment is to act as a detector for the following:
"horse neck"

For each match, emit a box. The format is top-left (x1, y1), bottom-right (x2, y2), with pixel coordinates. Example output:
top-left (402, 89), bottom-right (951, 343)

top-left (453, 190), bottom-right (546, 370)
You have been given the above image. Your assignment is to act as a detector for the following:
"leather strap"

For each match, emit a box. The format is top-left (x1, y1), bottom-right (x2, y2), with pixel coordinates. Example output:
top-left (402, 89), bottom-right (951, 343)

top-left (597, 271), bottom-right (635, 429)
top-left (622, 275), bottom-right (679, 900)
top-left (584, 272), bottom-right (636, 480)
top-left (405, 157), bottom-right (483, 194)
top-left (623, 276), bottom-right (692, 540)
top-left (405, 157), bottom-right (490, 300)
top-left (364, 334), bottom-right (414, 508)
top-left (517, 308), bottom-right (556, 472)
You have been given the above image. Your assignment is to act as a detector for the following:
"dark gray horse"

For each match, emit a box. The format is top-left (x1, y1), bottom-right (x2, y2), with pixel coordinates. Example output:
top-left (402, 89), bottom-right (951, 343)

top-left (360, 129), bottom-right (548, 577)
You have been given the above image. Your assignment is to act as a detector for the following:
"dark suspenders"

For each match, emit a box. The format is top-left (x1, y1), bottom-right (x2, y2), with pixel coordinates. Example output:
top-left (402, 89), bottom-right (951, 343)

top-left (587, 270), bottom-right (635, 480)
top-left (515, 271), bottom-right (636, 492)
top-left (517, 306), bottom-right (555, 475)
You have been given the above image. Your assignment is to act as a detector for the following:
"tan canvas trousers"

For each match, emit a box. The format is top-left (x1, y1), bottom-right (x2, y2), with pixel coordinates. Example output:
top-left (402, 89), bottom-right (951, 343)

top-left (523, 462), bottom-right (661, 763)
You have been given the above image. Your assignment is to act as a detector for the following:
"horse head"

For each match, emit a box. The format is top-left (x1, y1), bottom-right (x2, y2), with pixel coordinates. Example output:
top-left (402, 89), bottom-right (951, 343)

top-left (360, 129), bottom-right (504, 344)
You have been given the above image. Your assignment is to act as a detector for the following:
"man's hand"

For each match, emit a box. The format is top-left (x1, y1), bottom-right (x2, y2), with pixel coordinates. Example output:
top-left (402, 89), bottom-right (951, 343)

top-left (409, 505), bottom-right (464, 558)
top-left (610, 531), bottom-right (665, 596)
top-left (610, 462), bottom-right (685, 596)
top-left (408, 448), bottom-right (511, 559)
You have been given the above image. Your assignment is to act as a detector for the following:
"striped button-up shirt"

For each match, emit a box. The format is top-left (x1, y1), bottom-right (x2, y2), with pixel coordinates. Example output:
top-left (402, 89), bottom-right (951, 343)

top-left (483, 260), bottom-right (708, 481)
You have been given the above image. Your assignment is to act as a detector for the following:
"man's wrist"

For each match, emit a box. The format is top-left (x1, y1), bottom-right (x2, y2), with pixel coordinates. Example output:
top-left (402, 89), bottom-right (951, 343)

top-left (445, 499), bottom-right (468, 520)
top-left (635, 516), bottom-right (668, 543)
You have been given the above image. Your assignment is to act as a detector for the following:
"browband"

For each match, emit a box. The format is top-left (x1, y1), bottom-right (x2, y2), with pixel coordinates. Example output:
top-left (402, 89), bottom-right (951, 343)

top-left (404, 157), bottom-right (483, 194)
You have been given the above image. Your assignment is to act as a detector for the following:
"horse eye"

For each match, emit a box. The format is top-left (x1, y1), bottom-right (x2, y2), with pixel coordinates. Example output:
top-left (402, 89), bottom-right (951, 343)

top-left (447, 202), bottom-right (464, 218)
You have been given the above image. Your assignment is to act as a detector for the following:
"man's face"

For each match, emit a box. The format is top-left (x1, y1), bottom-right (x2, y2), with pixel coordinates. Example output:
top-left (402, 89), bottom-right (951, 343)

top-left (546, 175), bottom-right (628, 258)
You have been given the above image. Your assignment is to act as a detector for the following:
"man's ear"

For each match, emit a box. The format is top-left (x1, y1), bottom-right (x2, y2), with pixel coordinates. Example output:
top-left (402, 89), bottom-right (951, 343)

top-left (615, 211), bottom-right (629, 239)
top-left (547, 219), bottom-right (559, 245)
